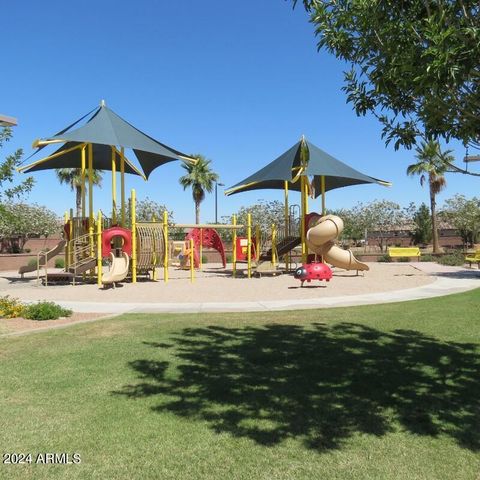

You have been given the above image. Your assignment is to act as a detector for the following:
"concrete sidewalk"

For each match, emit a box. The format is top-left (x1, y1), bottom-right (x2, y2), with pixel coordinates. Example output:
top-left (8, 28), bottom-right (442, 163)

top-left (53, 274), bottom-right (478, 314)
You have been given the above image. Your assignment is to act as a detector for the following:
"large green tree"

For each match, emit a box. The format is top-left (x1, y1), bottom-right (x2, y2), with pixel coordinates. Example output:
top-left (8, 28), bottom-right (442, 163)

top-left (407, 140), bottom-right (453, 253)
top-left (55, 168), bottom-right (103, 217)
top-left (179, 155), bottom-right (219, 224)
top-left (293, 1), bottom-right (480, 155)
top-left (441, 194), bottom-right (480, 247)
top-left (411, 203), bottom-right (433, 245)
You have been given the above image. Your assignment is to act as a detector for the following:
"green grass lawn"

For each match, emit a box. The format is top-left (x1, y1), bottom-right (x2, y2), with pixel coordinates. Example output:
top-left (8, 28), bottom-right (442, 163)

top-left (1, 290), bottom-right (480, 480)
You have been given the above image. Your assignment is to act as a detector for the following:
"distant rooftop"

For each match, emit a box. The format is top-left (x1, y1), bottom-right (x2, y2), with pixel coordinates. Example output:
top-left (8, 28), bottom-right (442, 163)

top-left (0, 114), bottom-right (17, 127)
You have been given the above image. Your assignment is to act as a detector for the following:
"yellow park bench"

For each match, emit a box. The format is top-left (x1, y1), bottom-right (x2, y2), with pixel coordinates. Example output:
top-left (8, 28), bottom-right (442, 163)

top-left (465, 250), bottom-right (480, 268)
top-left (388, 247), bottom-right (421, 261)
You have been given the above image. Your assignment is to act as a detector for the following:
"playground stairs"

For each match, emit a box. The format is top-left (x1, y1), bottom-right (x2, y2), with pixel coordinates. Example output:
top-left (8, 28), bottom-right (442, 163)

top-left (67, 256), bottom-right (96, 276)
top-left (259, 235), bottom-right (301, 262)
top-left (65, 233), bottom-right (97, 283)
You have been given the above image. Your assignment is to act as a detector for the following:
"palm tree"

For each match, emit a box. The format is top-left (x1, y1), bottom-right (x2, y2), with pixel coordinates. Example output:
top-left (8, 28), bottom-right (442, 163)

top-left (407, 140), bottom-right (453, 253)
top-left (55, 168), bottom-right (103, 217)
top-left (179, 155), bottom-right (219, 224)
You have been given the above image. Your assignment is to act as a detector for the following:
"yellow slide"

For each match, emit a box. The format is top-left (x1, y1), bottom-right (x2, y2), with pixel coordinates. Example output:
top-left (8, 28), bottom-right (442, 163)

top-left (102, 252), bottom-right (130, 288)
top-left (306, 215), bottom-right (369, 272)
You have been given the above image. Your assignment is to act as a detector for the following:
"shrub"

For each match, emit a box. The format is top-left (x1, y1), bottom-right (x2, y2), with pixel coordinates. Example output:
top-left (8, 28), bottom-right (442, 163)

top-left (437, 251), bottom-right (466, 267)
top-left (55, 258), bottom-right (65, 268)
top-left (420, 254), bottom-right (435, 262)
top-left (0, 295), bottom-right (25, 319)
top-left (397, 256), bottom-right (410, 262)
top-left (201, 255), bottom-right (208, 264)
top-left (225, 254), bottom-right (233, 263)
top-left (24, 248), bottom-right (31, 253)
top-left (27, 258), bottom-right (38, 268)
top-left (377, 253), bottom-right (392, 263)
top-left (23, 301), bottom-right (72, 321)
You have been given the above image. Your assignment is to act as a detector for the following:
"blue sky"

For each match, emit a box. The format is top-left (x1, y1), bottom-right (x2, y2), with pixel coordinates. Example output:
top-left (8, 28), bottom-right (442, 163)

top-left (2, 0), bottom-right (478, 223)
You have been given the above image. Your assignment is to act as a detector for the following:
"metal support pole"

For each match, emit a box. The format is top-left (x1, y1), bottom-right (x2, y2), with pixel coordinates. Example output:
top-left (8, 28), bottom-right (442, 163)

top-left (300, 176), bottom-right (307, 263)
top-left (111, 146), bottom-right (117, 224)
top-left (64, 211), bottom-right (69, 270)
top-left (214, 182), bottom-right (224, 224)
top-left (247, 213), bottom-right (252, 278)
top-left (81, 146), bottom-right (86, 218)
top-left (255, 224), bottom-right (260, 264)
top-left (69, 208), bottom-right (74, 267)
top-left (284, 180), bottom-right (289, 271)
top-left (152, 215), bottom-right (157, 281)
top-left (88, 143), bottom-right (94, 225)
top-left (190, 238), bottom-right (194, 282)
top-left (120, 147), bottom-right (125, 227)
top-left (232, 214), bottom-right (237, 278)
top-left (131, 189), bottom-right (137, 283)
top-left (97, 211), bottom-right (102, 287)
top-left (199, 228), bottom-right (203, 269)
top-left (163, 210), bottom-right (169, 283)
top-left (271, 223), bottom-right (277, 268)
top-left (321, 175), bottom-right (326, 216)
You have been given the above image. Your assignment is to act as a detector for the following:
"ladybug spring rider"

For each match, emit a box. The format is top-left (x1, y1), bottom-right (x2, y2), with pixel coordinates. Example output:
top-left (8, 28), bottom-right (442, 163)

top-left (294, 262), bottom-right (333, 287)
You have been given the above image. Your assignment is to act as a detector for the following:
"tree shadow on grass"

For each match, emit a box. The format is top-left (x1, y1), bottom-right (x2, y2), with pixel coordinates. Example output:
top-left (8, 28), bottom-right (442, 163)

top-left (114, 322), bottom-right (480, 452)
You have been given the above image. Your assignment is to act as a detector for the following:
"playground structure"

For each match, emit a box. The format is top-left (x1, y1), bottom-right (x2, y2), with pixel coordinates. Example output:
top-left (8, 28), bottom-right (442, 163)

top-left (16, 106), bottom-right (390, 287)
top-left (18, 182), bottom-right (373, 287)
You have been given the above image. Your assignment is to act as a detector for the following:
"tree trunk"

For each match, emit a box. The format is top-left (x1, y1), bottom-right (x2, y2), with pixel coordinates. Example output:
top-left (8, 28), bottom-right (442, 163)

top-left (195, 201), bottom-right (200, 224)
top-left (76, 186), bottom-right (82, 218)
top-left (430, 186), bottom-right (441, 254)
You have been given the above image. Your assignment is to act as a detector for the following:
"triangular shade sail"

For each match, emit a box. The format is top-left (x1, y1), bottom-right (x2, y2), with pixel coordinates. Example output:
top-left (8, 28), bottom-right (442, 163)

top-left (20, 103), bottom-right (194, 178)
top-left (50, 105), bottom-right (192, 178)
top-left (226, 140), bottom-right (390, 197)
top-left (22, 142), bottom-right (142, 176)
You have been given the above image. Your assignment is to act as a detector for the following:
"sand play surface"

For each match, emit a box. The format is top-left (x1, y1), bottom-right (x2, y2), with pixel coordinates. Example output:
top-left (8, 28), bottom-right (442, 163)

top-left (1, 263), bottom-right (434, 305)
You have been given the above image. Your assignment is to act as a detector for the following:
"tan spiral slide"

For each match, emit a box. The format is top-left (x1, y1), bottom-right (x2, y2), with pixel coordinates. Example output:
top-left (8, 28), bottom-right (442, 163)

top-left (306, 214), bottom-right (369, 272)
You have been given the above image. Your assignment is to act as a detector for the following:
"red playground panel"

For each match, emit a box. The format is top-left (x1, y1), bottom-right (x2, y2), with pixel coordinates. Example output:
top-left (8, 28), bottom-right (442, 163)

top-left (185, 228), bottom-right (226, 268)
top-left (235, 237), bottom-right (257, 262)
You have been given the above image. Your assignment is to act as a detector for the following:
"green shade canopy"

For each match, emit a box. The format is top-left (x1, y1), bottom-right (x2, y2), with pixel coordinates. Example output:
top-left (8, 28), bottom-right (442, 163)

top-left (225, 139), bottom-right (391, 197)
top-left (22, 142), bottom-right (142, 176)
top-left (19, 103), bottom-right (194, 178)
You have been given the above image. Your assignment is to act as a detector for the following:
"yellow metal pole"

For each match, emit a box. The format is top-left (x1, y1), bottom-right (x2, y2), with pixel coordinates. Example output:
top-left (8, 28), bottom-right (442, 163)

top-left (64, 211), bottom-right (69, 270)
top-left (97, 211), bottom-right (102, 287)
top-left (271, 223), bottom-right (277, 267)
top-left (69, 208), bottom-right (74, 267)
top-left (232, 214), bottom-right (237, 278)
top-left (321, 175), bottom-right (326, 216)
top-left (284, 181), bottom-right (290, 271)
top-left (152, 215), bottom-right (157, 281)
top-left (163, 210), bottom-right (169, 283)
top-left (81, 146), bottom-right (86, 218)
top-left (88, 143), bottom-right (94, 225)
top-left (199, 228), bottom-right (203, 269)
top-left (190, 238), bottom-right (194, 282)
top-left (111, 146), bottom-right (117, 224)
top-left (120, 147), bottom-right (126, 227)
top-left (247, 213), bottom-right (252, 278)
top-left (131, 189), bottom-right (137, 283)
top-left (255, 224), bottom-right (260, 263)
top-left (300, 176), bottom-right (307, 263)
